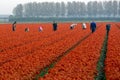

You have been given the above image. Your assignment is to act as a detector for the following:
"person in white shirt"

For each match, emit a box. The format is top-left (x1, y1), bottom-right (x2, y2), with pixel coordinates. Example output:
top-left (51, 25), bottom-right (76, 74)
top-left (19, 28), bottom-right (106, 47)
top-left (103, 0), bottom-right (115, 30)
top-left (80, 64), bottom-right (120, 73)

top-left (82, 23), bottom-right (87, 29)
top-left (70, 23), bottom-right (77, 30)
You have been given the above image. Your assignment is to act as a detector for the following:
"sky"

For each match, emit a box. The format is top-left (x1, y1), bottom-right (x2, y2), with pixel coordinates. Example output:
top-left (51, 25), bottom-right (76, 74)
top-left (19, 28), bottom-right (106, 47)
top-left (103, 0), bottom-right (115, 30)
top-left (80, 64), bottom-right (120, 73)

top-left (0, 0), bottom-right (117, 15)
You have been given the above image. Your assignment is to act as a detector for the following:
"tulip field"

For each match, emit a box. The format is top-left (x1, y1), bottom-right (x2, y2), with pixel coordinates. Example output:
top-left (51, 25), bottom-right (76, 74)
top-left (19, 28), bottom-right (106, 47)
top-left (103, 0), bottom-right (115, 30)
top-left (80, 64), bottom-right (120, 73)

top-left (0, 22), bottom-right (120, 80)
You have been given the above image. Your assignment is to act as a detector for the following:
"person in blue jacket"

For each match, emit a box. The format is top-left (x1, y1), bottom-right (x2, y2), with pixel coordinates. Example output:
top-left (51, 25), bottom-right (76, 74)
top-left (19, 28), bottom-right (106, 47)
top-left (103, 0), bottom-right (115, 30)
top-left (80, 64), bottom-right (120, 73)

top-left (90, 21), bottom-right (96, 33)
top-left (106, 24), bottom-right (111, 35)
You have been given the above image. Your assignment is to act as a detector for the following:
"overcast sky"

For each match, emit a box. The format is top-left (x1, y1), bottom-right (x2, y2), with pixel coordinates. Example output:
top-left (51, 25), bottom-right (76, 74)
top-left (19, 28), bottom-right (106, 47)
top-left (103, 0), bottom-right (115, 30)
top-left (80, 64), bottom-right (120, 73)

top-left (0, 0), bottom-right (117, 15)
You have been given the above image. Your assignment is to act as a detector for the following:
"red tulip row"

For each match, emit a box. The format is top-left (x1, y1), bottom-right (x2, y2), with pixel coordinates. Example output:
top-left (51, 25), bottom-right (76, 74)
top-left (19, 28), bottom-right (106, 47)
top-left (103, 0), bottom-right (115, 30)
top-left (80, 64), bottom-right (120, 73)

top-left (105, 24), bottom-right (120, 80)
top-left (39, 24), bottom-right (106, 80)
top-left (115, 22), bottom-right (120, 29)
top-left (0, 23), bottom-right (91, 79)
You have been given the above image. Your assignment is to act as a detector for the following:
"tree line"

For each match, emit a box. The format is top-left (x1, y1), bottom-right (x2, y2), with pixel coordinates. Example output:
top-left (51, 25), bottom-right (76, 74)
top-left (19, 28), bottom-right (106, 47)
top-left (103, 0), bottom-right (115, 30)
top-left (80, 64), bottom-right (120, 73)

top-left (12, 1), bottom-right (120, 18)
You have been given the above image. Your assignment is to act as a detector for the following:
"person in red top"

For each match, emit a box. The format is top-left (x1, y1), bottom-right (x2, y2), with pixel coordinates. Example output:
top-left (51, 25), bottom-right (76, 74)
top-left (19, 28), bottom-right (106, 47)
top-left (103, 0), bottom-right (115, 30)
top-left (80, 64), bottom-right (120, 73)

top-left (39, 26), bottom-right (43, 32)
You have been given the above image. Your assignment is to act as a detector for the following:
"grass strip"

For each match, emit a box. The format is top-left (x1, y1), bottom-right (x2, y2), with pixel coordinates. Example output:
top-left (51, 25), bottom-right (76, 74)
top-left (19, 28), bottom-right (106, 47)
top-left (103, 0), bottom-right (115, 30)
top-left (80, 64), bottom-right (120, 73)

top-left (95, 32), bottom-right (108, 80)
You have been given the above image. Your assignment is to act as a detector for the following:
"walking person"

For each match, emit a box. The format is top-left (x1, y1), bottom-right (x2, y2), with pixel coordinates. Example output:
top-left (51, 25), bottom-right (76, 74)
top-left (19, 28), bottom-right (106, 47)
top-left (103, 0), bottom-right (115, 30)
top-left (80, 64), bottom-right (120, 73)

top-left (106, 24), bottom-right (111, 35)
top-left (12, 21), bottom-right (17, 31)
top-left (90, 21), bottom-right (96, 33)
top-left (53, 21), bottom-right (58, 31)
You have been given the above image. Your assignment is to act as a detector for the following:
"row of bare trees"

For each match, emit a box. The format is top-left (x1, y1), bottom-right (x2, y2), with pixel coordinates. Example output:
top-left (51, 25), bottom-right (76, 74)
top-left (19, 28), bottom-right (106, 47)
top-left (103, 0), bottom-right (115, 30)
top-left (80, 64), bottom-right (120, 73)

top-left (12, 1), bottom-right (120, 18)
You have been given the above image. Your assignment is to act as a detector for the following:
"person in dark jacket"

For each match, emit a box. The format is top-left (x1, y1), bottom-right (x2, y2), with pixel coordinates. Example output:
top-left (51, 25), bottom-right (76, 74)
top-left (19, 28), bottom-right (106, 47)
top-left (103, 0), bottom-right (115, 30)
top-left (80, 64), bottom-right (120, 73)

top-left (12, 21), bottom-right (16, 31)
top-left (90, 21), bottom-right (96, 33)
top-left (53, 21), bottom-right (58, 31)
top-left (106, 24), bottom-right (111, 35)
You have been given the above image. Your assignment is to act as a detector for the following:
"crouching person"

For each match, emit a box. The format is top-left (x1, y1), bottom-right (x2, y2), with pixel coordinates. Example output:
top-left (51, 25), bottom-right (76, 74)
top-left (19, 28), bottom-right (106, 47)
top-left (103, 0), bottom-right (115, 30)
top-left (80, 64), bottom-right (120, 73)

top-left (39, 26), bottom-right (43, 32)
top-left (25, 27), bottom-right (29, 32)
top-left (70, 23), bottom-right (77, 30)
